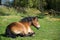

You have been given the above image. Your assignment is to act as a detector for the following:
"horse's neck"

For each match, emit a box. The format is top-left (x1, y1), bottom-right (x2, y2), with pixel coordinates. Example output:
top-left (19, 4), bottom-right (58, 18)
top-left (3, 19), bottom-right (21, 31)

top-left (21, 22), bottom-right (32, 33)
top-left (21, 22), bottom-right (31, 26)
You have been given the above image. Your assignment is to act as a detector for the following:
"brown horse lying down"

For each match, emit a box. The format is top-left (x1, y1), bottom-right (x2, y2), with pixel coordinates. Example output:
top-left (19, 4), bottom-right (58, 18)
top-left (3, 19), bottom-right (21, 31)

top-left (5, 17), bottom-right (40, 38)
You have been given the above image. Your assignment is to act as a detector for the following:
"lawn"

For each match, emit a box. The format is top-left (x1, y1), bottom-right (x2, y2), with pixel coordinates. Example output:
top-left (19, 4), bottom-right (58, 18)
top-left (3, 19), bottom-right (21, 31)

top-left (0, 16), bottom-right (60, 40)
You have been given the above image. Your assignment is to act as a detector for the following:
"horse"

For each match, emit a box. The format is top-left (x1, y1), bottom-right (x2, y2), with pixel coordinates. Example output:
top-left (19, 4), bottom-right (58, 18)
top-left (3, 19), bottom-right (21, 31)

top-left (5, 16), bottom-right (40, 38)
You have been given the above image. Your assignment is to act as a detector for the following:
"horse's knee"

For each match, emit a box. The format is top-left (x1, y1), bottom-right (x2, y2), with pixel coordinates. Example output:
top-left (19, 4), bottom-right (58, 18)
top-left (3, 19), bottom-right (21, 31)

top-left (31, 32), bottom-right (35, 36)
top-left (28, 32), bottom-right (35, 36)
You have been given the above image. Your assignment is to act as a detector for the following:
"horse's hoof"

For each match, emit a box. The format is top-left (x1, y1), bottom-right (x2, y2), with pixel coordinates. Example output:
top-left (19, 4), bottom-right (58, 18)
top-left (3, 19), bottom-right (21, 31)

top-left (32, 34), bottom-right (35, 36)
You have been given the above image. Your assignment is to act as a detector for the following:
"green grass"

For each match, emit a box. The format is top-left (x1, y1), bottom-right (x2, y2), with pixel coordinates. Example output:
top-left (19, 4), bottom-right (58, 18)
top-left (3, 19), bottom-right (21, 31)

top-left (0, 16), bottom-right (60, 40)
top-left (0, 6), bottom-right (41, 16)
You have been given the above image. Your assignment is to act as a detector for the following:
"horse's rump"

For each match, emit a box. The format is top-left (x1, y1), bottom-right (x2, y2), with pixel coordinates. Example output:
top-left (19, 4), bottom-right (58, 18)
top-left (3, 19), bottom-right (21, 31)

top-left (5, 22), bottom-right (28, 37)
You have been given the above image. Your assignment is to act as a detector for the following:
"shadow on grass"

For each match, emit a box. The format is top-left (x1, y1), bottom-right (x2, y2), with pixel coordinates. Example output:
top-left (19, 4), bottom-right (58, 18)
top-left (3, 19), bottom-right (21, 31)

top-left (52, 15), bottom-right (60, 19)
top-left (0, 33), bottom-right (17, 38)
top-left (0, 34), bottom-right (6, 37)
top-left (0, 34), bottom-right (16, 38)
top-left (37, 13), bottom-right (45, 19)
top-left (0, 34), bottom-right (7, 40)
top-left (0, 11), bottom-right (10, 16)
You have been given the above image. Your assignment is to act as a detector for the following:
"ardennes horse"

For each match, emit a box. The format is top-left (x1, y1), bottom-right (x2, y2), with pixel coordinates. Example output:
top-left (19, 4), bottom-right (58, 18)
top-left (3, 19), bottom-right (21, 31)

top-left (5, 17), bottom-right (40, 38)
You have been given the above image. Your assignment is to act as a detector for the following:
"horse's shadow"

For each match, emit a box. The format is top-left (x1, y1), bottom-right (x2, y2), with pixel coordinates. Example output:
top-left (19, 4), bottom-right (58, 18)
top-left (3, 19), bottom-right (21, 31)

top-left (0, 33), bottom-right (35, 38)
top-left (0, 34), bottom-right (7, 40)
top-left (0, 34), bottom-right (17, 38)
top-left (0, 33), bottom-right (18, 38)
top-left (0, 34), bottom-right (6, 37)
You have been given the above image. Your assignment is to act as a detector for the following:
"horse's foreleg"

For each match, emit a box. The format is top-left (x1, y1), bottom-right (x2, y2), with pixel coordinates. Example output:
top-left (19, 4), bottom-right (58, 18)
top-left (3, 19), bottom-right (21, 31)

top-left (27, 27), bottom-right (35, 36)
top-left (28, 29), bottom-right (35, 36)
top-left (19, 28), bottom-right (28, 37)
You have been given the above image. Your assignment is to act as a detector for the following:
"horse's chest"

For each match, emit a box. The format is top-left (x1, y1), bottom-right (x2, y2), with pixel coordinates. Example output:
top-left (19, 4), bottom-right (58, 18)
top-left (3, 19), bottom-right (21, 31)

top-left (24, 25), bottom-right (32, 33)
top-left (27, 27), bottom-right (32, 32)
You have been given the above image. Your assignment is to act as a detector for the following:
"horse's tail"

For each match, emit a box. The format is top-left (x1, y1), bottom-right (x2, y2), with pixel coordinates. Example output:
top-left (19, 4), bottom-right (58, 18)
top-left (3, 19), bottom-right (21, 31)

top-left (5, 26), bottom-right (11, 37)
top-left (5, 25), bottom-right (16, 38)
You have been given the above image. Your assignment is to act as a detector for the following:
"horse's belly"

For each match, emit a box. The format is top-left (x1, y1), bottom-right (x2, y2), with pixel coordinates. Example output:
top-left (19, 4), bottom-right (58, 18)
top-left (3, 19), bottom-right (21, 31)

top-left (13, 30), bottom-right (21, 34)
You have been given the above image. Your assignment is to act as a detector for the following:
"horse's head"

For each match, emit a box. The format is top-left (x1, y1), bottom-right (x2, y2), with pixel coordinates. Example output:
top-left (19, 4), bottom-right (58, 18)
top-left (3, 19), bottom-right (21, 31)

top-left (20, 16), bottom-right (40, 29)
top-left (32, 17), bottom-right (40, 29)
